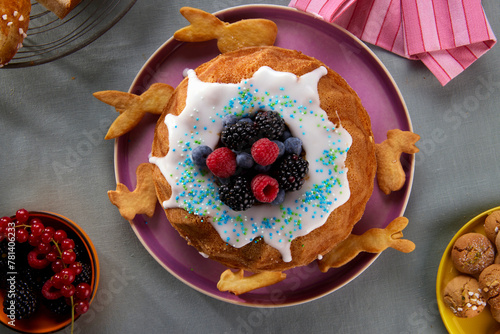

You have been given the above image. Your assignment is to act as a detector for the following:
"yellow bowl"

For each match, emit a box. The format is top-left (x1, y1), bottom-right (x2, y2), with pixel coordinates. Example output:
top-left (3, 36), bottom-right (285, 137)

top-left (0, 211), bottom-right (99, 334)
top-left (437, 206), bottom-right (500, 334)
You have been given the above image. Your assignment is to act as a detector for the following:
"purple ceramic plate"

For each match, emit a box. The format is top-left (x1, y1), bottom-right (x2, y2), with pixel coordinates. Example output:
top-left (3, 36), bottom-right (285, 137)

top-left (114, 5), bottom-right (414, 307)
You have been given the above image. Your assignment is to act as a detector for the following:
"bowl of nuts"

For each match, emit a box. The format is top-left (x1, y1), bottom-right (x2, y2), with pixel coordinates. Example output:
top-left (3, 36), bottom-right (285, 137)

top-left (0, 209), bottom-right (99, 333)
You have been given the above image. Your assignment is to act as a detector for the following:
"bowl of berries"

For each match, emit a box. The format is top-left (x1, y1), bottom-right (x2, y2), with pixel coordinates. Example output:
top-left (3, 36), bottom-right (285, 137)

top-left (0, 209), bottom-right (99, 333)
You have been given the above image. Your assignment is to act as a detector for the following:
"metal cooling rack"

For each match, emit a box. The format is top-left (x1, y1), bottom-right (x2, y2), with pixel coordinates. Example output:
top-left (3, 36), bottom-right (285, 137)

top-left (3, 0), bottom-right (136, 68)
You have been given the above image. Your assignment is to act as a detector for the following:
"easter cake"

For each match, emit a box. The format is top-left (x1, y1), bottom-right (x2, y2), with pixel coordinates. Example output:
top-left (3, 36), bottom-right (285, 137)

top-left (149, 46), bottom-right (377, 272)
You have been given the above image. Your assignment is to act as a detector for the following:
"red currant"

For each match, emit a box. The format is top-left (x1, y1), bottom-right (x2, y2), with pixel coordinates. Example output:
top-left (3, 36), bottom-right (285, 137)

top-left (53, 229), bottom-right (67, 243)
top-left (44, 226), bottom-right (55, 235)
top-left (61, 238), bottom-right (75, 250)
top-left (75, 282), bottom-right (92, 300)
top-left (61, 284), bottom-right (75, 298)
top-left (62, 249), bottom-right (76, 264)
top-left (69, 262), bottom-right (83, 275)
top-left (42, 279), bottom-right (62, 300)
top-left (59, 268), bottom-right (76, 285)
top-left (46, 251), bottom-right (58, 262)
top-left (30, 219), bottom-right (44, 236)
top-left (28, 234), bottom-right (41, 247)
top-left (53, 273), bottom-right (67, 289)
top-left (40, 231), bottom-right (54, 244)
top-left (0, 217), bottom-right (11, 234)
top-left (37, 242), bottom-right (51, 254)
top-left (28, 250), bottom-right (50, 269)
top-left (16, 209), bottom-right (29, 224)
top-left (51, 259), bottom-right (65, 273)
top-left (15, 229), bottom-right (29, 243)
top-left (74, 299), bottom-right (90, 315)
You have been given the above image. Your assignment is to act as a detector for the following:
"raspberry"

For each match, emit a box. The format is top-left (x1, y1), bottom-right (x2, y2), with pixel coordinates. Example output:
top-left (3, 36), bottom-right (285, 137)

top-left (276, 154), bottom-right (309, 191)
top-left (251, 174), bottom-right (279, 203)
top-left (254, 110), bottom-right (285, 139)
top-left (219, 176), bottom-right (255, 211)
top-left (206, 147), bottom-right (237, 178)
top-left (251, 138), bottom-right (279, 166)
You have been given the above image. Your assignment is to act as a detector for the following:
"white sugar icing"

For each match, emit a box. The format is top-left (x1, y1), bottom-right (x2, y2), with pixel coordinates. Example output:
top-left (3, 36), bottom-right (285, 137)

top-left (150, 66), bottom-right (352, 262)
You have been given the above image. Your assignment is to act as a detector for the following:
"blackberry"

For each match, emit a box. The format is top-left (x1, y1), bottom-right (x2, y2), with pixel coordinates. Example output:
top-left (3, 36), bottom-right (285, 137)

top-left (254, 110), bottom-right (285, 140)
top-left (276, 154), bottom-right (309, 191)
top-left (3, 279), bottom-right (38, 320)
top-left (43, 297), bottom-right (71, 316)
top-left (23, 266), bottom-right (53, 291)
top-left (73, 262), bottom-right (92, 285)
top-left (219, 176), bottom-right (255, 211)
top-left (221, 121), bottom-right (257, 151)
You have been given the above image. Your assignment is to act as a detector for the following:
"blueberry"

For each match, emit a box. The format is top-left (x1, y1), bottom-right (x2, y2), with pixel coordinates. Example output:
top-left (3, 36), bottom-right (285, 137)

top-left (272, 140), bottom-right (285, 158)
top-left (222, 114), bottom-right (238, 127)
top-left (284, 137), bottom-right (302, 155)
top-left (254, 164), bottom-right (271, 173)
top-left (192, 145), bottom-right (212, 167)
top-left (281, 130), bottom-right (292, 140)
top-left (236, 152), bottom-right (254, 168)
top-left (238, 117), bottom-right (253, 125)
top-left (271, 189), bottom-right (285, 205)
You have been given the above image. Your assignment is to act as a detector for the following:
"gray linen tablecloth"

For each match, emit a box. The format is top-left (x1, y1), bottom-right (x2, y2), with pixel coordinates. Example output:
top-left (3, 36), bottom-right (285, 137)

top-left (1, 0), bottom-right (499, 333)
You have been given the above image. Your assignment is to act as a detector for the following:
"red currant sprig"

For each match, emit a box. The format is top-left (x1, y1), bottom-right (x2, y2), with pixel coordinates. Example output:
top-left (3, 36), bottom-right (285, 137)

top-left (1, 209), bottom-right (93, 333)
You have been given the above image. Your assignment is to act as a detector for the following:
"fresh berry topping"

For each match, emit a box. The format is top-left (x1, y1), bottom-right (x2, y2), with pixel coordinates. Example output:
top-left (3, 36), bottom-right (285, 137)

top-left (251, 175), bottom-right (279, 203)
top-left (221, 121), bottom-right (257, 151)
top-left (28, 249), bottom-right (50, 269)
top-left (281, 130), bottom-right (292, 140)
top-left (254, 110), bottom-right (285, 140)
top-left (238, 117), bottom-right (253, 125)
top-left (284, 137), bottom-right (303, 155)
top-left (276, 154), bottom-right (309, 191)
top-left (15, 208), bottom-right (29, 224)
top-left (222, 114), bottom-right (238, 127)
top-left (236, 152), bottom-right (254, 169)
top-left (219, 176), bottom-right (255, 211)
top-left (251, 138), bottom-right (279, 166)
top-left (206, 147), bottom-right (237, 178)
top-left (191, 145), bottom-right (213, 168)
top-left (3, 280), bottom-right (38, 320)
top-left (272, 140), bottom-right (285, 158)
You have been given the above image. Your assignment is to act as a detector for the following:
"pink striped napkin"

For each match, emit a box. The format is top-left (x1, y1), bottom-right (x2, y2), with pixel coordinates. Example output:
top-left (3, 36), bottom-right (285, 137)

top-left (289, 0), bottom-right (496, 85)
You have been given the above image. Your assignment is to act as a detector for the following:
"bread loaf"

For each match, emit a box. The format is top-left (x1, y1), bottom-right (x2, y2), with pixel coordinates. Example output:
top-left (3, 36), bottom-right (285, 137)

top-left (36, 0), bottom-right (82, 19)
top-left (0, 0), bottom-right (31, 66)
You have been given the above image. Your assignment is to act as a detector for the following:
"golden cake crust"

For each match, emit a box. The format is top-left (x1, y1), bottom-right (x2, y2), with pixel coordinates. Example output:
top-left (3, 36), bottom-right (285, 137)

top-left (151, 46), bottom-right (376, 272)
